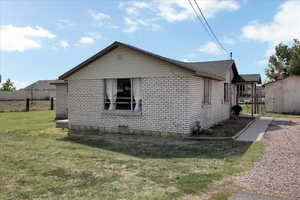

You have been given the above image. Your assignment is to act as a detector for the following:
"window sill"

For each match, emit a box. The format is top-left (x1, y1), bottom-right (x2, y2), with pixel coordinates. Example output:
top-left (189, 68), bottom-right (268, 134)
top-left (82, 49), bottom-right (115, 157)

top-left (102, 110), bottom-right (142, 116)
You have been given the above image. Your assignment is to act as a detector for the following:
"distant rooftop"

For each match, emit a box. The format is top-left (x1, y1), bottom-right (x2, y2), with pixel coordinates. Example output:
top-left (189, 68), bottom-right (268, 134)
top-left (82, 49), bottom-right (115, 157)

top-left (24, 80), bottom-right (56, 90)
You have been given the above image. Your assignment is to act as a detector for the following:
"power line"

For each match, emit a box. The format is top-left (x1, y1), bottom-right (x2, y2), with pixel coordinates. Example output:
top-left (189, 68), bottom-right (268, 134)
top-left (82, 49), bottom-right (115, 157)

top-left (193, 0), bottom-right (228, 53)
top-left (187, 0), bottom-right (229, 55)
top-left (187, 0), bottom-right (212, 42)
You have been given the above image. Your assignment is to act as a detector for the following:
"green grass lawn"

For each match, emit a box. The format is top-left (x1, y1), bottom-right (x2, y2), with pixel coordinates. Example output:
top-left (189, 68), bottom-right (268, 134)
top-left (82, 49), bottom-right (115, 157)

top-left (241, 104), bottom-right (300, 118)
top-left (0, 111), bottom-right (264, 200)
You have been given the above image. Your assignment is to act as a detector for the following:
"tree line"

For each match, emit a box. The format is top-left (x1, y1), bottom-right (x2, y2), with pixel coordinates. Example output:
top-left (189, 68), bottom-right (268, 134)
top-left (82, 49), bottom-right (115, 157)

top-left (265, 39), bottom-right (300, 82)
top-left (0, 79), bottom-right (16, 91)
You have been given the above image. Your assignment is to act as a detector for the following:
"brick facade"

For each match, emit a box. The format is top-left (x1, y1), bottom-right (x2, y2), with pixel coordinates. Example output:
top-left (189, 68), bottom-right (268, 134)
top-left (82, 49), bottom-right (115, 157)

top-left (67, 75), bottom-right (232, 136)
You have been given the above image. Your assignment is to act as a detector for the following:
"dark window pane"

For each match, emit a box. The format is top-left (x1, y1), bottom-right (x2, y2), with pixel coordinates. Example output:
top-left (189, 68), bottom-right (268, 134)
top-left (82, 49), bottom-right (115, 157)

top-left (116, 79), bottom-right (131, 110)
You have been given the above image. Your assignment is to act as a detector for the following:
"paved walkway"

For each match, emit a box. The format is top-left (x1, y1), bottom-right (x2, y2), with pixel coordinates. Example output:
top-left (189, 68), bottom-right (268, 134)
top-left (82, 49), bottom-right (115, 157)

top-left (235, 117), bottom-right (273, 142)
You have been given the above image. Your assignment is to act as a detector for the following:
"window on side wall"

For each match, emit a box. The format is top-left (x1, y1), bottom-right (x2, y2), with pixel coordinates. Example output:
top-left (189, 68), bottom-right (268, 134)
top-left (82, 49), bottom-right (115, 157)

top-left (104, 78), bottom-right (142, 112)
top-left (203, 79), bottom-right (212, 104)
top-left (224, 83), bottom-right (230, 103)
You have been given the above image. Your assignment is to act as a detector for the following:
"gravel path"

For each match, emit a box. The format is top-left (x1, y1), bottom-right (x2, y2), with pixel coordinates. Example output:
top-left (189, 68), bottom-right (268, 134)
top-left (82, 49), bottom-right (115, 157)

top-left (233, 118), bottom-right (300, 200)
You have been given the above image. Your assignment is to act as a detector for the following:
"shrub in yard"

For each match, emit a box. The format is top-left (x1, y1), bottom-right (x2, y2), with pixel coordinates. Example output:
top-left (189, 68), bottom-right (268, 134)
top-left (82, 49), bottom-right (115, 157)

top-left (231, 105), bottom-right (243, 119)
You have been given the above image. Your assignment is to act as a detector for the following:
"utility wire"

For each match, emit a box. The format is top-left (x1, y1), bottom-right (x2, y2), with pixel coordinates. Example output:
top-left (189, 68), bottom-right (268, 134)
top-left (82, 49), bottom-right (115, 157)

top-left (192, 0), bottom-right (228, 53)
top-left (187, 0), bottom-right (229, 55)
top-left (187, 0), bottom-right (212, 42)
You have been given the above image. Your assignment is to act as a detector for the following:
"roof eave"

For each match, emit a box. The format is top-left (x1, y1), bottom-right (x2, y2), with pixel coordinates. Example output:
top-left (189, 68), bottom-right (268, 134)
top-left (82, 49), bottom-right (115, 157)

top-left (59, 43), bottom-right (119, 80)
top-left (194, 72), bottom-right (225, 81)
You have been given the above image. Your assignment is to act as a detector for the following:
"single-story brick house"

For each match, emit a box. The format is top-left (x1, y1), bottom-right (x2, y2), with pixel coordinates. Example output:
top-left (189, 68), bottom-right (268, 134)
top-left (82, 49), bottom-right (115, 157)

top-left (54, 41), bottom-right (253, 136)
top-left (264, 75), bottom-right (300, 114)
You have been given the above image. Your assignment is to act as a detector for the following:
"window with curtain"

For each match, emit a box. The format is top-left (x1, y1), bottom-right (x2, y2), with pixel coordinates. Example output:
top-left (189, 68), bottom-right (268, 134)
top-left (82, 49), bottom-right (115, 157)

top-left (224, 83), bottom-right (230, 103)
top-left (203, 79), bottom-right (212, 104)
top-left (104, 78), bottom-right (142, 111)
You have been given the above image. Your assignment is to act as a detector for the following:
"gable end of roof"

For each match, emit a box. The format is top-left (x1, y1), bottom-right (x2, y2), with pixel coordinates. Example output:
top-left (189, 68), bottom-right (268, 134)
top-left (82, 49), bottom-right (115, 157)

top-left (59, 41), bottom-right (235, 81)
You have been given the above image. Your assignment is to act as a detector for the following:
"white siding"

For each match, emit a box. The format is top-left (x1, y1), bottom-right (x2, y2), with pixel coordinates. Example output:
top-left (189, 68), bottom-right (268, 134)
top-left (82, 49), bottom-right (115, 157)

top-left (265, 75), bottom-right (300, 113)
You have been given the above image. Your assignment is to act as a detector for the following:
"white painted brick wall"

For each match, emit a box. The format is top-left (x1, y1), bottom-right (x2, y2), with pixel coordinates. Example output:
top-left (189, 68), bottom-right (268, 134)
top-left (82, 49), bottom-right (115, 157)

top-left (188, 76), bottom-right (231, 129)
top-left (67, 75), bottom-right (232, 135)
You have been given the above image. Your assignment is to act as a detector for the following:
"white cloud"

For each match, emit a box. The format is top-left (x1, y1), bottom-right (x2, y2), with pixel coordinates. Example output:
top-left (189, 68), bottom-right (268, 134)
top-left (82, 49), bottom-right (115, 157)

top-left (56, 19), bottom-right (75, 29)
top-left (155, 0), bottom-right (239, 22)
top-left (125, 7), bottom-right (139, 15)
top-left (123, 17), bottom-right (160, 33)
top-left (242, 0), bottom-right (300, 57)
top-left (78, 37), bottom-right (94, 45)
top-left (121, 1), bottom-right (151, 15)
top-left (119, 0), bottom-right (239, 33)
top-left (88, 10), bottom-right (111, 20)
top-left (223, 36), bottom-right (235, 45)
top-left (88, 9), bottom-right (118, 29)
top-left (0, 25), bottom-right (55, 52)
top-left (88, 32), bottom-right (102, 39)
top-left (198, 42), bottom-right (222, 55)
top-left (12, 80), bottom-right (29, 90)
top-left (60, 40), bottom-right (69, 48)
top-left (124, 17), bottom-right (139, 32)
top-left (242, 0), bottom-right (300, 42)
top-left (131, 1), bottom-right (151, 9)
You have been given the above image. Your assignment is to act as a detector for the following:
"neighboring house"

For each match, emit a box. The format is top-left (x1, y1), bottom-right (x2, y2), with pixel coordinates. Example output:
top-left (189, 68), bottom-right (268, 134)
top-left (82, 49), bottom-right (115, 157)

top-left (236, 74), bottom-right (263, 103)
top-left (23, 80), bottom-right (56, 99)
top-left (53, 41), bottom-right (256, 136)
top-left (264, 75), bottom-right (300, 114)
top-left (0, 80), bottom-right (56, 100)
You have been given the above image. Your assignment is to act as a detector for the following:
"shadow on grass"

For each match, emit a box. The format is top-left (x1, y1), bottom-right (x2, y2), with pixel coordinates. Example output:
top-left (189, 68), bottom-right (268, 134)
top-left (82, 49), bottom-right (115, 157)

top-left (60, 134), bottom-right (253, 159)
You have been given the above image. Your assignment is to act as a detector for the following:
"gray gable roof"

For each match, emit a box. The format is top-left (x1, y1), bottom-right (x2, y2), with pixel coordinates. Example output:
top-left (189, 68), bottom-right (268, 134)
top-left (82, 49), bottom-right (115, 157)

top-left (59, 41), bottom-right (238, 81)
top-left (239, 74), bottom-right (262, 84)
top-left (180, 60), bottom-right (238, 80)
top-left (24, 80), bottom-right (56, 90)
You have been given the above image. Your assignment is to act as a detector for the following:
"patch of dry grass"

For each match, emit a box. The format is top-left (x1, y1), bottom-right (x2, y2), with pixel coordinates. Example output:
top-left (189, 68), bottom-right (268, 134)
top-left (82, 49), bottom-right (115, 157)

top-left (0, 111), bottom-right (264, 200)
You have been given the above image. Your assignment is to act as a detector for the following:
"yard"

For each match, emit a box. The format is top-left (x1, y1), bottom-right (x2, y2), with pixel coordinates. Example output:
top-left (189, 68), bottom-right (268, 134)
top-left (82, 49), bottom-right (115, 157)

top-left (0, 111), bottom-right (264, 200)
top-left (241, 103), bottom-right (300, 118)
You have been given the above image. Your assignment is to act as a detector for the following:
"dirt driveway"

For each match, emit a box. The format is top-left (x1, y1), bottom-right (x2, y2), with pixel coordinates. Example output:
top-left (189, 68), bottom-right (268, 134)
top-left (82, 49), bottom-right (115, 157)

top-left (233, 118), bottom-right (300, 200)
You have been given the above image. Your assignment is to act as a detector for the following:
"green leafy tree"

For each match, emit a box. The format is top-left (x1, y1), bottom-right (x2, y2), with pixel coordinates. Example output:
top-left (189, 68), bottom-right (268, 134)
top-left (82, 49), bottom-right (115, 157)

top-left (265, 43), bottom-right (291, 81)
top-left (289, 40), bottom-right (300, 75)
top-left (0, 79), bottom-right (16, 91)
top-left (266, 39), bottom-right (300, 81)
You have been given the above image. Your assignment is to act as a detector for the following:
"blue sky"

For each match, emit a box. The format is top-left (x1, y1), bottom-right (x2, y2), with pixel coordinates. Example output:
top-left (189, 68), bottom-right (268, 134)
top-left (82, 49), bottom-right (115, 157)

top-left (1, 0), bottom-right (298, 89)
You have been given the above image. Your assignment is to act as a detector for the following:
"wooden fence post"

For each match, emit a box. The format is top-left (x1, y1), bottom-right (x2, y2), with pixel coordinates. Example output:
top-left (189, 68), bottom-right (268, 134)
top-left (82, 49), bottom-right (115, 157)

top-left (50, 97), bottom-right (54, 110)
top-left (26, 98), bottom-right (30, 112)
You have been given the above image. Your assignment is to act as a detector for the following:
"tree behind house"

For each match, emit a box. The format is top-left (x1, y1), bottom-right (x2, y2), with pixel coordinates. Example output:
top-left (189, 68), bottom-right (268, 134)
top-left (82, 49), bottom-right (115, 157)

top-left (265, 39), bottom-right (300, 82)
top-left (0, 79), bottom-right (16, 91)
top-left (289, 40), bottom-right (300, 75)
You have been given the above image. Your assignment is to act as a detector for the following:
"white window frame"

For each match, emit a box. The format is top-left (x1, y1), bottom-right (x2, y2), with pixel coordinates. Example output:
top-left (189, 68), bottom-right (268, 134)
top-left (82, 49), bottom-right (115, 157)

top-left (203, 79), bottom-right (212, 104)
top-left (104, 78), bottom-right (141, 111)
top-left (224, 83), bottom-right (230, 103)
